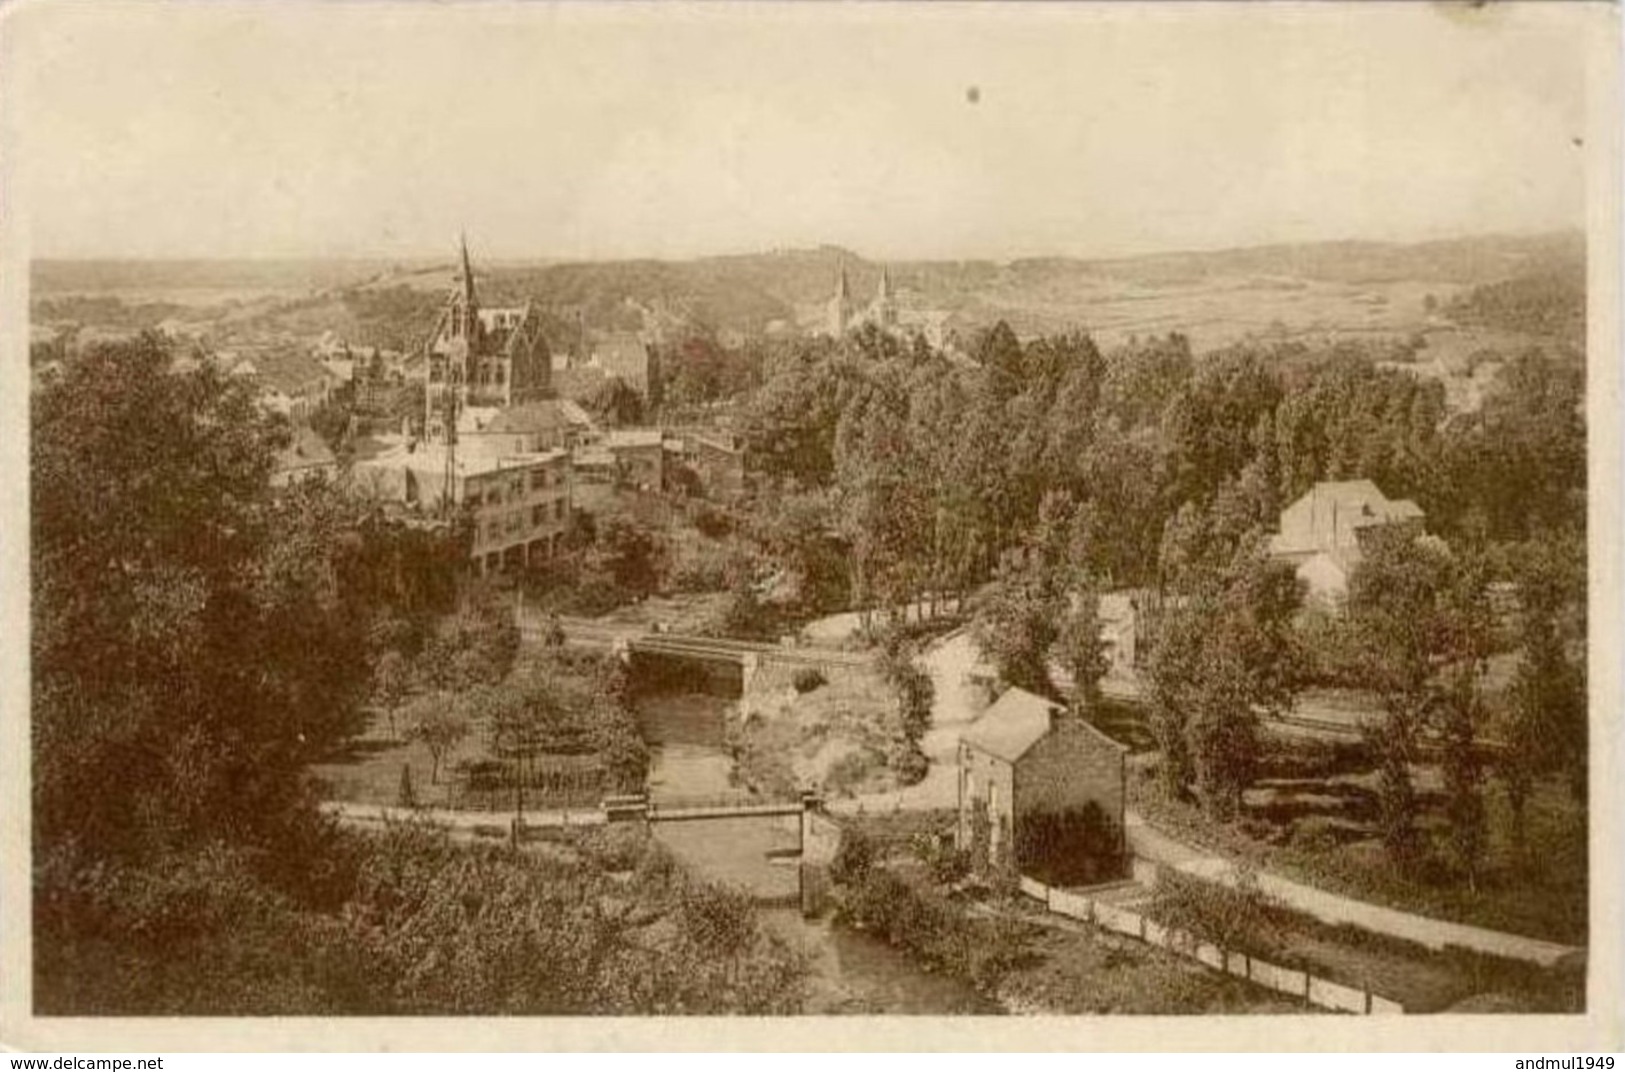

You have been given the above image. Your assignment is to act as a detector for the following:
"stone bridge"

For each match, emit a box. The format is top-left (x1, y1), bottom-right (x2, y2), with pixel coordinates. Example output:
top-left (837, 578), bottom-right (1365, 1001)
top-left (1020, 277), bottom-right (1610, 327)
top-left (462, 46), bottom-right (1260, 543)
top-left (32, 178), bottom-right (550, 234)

top-left (519, 614), bottom-right (871, 694)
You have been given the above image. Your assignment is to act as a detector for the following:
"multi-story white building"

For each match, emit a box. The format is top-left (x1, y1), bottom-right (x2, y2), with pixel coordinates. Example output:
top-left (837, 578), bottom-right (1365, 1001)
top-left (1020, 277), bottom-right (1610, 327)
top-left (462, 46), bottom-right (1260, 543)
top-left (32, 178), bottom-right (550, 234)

top-left (353, 440), bottom-right (573, 575)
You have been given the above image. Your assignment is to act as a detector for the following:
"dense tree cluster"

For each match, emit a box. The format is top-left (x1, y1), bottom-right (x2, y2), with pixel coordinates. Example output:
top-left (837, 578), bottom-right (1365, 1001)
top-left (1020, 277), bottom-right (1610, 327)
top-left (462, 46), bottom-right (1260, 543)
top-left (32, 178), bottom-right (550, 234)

top-left (30, 335), bottom-right (803, 1014)
top-left (35, 824), bottom-right (806, 1015)
top-left (32, 334), bottom-right (372, 864)
top-left (741, 318), bottom-right (1586, 858)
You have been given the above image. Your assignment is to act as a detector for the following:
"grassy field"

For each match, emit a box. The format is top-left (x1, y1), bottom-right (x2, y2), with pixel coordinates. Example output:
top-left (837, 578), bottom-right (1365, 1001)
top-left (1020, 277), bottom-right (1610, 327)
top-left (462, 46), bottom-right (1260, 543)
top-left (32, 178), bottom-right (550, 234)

top-left (309, 709), bottom-right (478, 808)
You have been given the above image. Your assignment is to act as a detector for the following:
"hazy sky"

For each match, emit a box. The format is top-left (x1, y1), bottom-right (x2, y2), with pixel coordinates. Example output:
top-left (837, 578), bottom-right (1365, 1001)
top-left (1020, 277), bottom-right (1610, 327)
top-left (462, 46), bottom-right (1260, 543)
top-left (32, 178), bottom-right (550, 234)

top-left (2, 1), bottom-right (1595, 261)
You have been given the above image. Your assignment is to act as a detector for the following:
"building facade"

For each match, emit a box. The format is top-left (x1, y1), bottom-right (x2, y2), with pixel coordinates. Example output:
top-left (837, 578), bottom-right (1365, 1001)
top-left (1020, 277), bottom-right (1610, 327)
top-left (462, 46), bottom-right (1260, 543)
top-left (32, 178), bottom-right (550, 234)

top-left (353, 441), bottom-right (572, 575)
top-left (424, 240), bottom-right (551, 440)
top-left (1268, 479), bottom-right (1426, 605)
top-left (956, 688), bottom-right (1128, 869)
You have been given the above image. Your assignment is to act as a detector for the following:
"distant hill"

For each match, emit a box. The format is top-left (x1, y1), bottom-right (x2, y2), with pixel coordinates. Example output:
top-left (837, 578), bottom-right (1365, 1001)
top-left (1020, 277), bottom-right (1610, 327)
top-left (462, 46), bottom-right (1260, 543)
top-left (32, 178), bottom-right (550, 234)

top-left (31, 258), bottom-right (410, 298)
top-left (33, 231), bottom-right (1584, 351)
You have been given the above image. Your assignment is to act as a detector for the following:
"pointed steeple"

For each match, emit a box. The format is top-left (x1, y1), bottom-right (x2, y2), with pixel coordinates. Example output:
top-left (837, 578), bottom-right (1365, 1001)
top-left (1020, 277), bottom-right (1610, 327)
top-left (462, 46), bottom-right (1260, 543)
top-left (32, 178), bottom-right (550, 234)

top-left (459, 231), bottom-right (478, 309)
top-left (828, 261), bottom-right (855, 336)
top-left (877, 266), bottom-right (891, 302)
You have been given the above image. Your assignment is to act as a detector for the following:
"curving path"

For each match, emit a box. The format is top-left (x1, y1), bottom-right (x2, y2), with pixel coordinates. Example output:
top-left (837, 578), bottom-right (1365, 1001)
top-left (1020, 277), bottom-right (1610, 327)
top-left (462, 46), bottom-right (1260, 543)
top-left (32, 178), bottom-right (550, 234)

top-left (1124, 810), bottom-right (1584, 970)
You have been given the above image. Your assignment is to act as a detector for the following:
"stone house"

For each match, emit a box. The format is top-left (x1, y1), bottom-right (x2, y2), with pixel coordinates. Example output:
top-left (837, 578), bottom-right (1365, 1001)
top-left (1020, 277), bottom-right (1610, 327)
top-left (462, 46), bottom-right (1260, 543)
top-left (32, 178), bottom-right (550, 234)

top-left (955, 687), bottom-right (1128, 873)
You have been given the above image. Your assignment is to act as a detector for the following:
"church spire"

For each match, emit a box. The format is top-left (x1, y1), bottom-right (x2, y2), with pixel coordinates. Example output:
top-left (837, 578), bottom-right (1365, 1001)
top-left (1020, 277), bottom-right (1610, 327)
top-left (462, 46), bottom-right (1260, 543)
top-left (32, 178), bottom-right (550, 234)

top-left (459, 231), bottom-right (478, 309)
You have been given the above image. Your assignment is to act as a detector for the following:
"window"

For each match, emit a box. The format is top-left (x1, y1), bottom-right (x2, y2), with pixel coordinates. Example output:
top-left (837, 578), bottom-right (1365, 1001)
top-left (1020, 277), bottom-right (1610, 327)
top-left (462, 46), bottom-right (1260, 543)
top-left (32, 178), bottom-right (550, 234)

top-left (532, 505), bottom-right (544, 527)
top-left (555, 500), bottom-right (565, 520)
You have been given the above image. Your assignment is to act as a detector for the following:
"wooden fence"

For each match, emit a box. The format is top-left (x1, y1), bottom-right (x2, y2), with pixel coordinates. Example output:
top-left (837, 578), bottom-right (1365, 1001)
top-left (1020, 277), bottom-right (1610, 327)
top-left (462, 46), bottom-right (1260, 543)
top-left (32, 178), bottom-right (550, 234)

top-left (1017, 873), bottom-right (1406, 1015)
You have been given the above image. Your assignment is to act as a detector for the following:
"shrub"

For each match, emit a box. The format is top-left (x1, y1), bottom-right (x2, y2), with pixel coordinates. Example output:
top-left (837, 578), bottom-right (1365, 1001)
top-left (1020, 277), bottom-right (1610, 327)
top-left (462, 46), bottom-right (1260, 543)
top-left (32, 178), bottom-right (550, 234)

top-left (1150, 867), bottom-right (1294, 962)
top-left (693, 507), bottom-right (734, 539)
top-left (889, 740), bottom-right (929, 786)
top-left (834, 864), bottom-right (1037, 992)
top-left (791, 667), bottom-right (827, 693)
top-left (830, 828), bottom-right (876, 887)
top-left (911, 833), bottom-right (972, 885)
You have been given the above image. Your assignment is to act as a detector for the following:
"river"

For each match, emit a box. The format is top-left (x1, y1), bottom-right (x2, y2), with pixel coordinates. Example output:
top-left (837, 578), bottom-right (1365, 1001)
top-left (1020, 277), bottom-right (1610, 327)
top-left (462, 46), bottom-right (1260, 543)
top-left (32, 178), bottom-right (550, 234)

top-left (634, 687), bottom-right (1000, 1015)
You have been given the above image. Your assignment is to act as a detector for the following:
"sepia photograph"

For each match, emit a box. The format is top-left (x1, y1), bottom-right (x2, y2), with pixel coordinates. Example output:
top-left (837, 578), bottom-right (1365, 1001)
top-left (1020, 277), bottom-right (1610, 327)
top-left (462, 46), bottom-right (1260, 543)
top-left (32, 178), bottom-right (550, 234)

top-left (1, 0), bottom-right (1619, 1052)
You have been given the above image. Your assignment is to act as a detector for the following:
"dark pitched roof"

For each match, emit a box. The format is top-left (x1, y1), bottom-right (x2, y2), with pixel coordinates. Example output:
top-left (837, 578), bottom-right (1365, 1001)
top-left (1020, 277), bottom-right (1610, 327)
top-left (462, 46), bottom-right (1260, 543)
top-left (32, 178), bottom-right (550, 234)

top-left (481, 399), bottom-right (585, 435)
top-left (962, 687), bottom-right (1058, 763)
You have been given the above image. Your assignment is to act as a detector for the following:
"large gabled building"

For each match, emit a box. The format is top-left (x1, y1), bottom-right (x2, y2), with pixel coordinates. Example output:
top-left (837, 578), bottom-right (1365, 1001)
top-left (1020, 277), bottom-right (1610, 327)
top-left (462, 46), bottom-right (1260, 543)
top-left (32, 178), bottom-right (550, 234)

top-left (423, 239), bottom-right (552, 441)
top-left (1268, 479), bottom-right (1427, 606)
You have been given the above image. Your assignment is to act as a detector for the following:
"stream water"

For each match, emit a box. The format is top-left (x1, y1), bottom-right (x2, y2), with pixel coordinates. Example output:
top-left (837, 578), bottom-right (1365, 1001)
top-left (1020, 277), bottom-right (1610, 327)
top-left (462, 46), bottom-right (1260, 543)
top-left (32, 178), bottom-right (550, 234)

top-left (634, 688), bottom-right (999, 1015)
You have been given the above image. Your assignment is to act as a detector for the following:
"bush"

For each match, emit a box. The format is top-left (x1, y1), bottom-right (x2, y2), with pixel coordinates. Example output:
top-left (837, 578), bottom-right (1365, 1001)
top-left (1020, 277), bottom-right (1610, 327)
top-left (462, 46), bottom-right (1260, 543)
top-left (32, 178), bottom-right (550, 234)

top-left (889, 740), bottom-right (929, 786)
top-left (791, 667), bottom-right (827, 693)
top-left (1150, 867), bottom-right (1296, 963)
top-left (830, 828), bottom-right (876, 887)
top-left (911, 833), bottom-right (972, 884)
top-left (693, 507), bottom-right (734, 539)
top-left (835, 865), bottom-right (1037, 992)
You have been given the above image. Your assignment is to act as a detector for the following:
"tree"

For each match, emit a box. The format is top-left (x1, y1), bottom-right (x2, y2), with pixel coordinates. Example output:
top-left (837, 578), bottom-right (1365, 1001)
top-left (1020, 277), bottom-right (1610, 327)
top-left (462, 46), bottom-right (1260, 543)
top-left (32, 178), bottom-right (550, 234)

top-left (405, 693), bottom-right (470, 784)
top-left (1502, 537), bottom-right (1587, 859)
top-left (971, 551), bottom-right (1060, 699)
top-left (1439, 664), bottom-right (1486, 887)
top-left (32, 334), bottom-right (371, 863)
top-left (969, 493), bottom-right (1078, 699)
top-left (584, 376), bottom-right (645, 427)
top-left (1145, 547), bottom-right (1302, 818)
top-left (879, 641), bottom-right (935, 785)
top-left (1057, 585), bottom-right (1110, 718)
top-left (597, 519), bottom-right (664, 599)
top-left (1346, 529), bottom-right (1491, 871)
top-left (371, 649), bottom-right (413, 741)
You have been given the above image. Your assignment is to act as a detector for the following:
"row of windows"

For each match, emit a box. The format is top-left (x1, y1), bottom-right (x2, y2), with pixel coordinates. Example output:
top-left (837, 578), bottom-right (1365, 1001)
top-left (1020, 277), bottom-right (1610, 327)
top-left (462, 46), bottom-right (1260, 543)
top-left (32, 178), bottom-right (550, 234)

top-left (476, 499), bottom-right (567, 547)
top-left (465, 466), bottom-right (566, 507)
